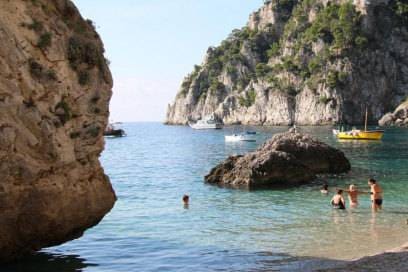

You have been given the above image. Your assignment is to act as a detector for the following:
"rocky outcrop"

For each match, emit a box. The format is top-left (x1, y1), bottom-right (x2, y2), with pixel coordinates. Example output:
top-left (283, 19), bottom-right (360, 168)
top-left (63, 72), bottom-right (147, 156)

top-left (379, 99), bottom-right (408, 126)
top-left (205, 131), bottom-right (350, 188)
top-left (166, 0), bottom-right (408, 126)
top-left (0, 0), bottom-right (115, 261)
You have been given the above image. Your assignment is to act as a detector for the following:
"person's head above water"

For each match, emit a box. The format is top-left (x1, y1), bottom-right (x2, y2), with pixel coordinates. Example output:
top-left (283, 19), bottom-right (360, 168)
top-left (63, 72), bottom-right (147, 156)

top-left (322, 184), bottom-right (328, 190)
top-left (182, 195), bottom-right (189, 204)
top-left (368, 178), bottom-right (377, 185)
top-left (349, 184), bottom-right (356, 191)
top-left (337, 189), bottom-right (343, 195)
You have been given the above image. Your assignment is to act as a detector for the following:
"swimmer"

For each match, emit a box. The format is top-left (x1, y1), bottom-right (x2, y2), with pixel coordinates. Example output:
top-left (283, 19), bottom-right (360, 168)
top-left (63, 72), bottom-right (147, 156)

top-left (320, 184), bottom-right (329, 194)
top-left (331, 189), bottom-right (346, 210)
top-left (182, 194), bottom-right (189, 207)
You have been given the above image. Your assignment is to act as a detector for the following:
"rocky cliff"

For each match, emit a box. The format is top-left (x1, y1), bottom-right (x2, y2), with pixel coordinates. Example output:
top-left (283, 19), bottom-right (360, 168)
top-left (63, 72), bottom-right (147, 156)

top-left (0, 0), bottom-right (115, 261)
top-left (379, 99), bottom-right (408, 126)
top-left (166, 0), bottom-right (408, 125)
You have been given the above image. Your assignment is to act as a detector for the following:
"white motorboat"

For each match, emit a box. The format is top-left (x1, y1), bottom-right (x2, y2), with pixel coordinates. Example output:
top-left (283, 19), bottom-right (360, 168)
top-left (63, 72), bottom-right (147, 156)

top-left (225, 133), bottom-right (256, 142)
top-left (189, 114), bottom-right (223, 130)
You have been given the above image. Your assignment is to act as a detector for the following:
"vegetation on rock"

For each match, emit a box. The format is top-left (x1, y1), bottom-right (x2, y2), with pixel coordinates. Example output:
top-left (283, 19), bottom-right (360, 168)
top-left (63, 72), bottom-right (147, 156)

top-left (167, 0), bottom-right (408, 125)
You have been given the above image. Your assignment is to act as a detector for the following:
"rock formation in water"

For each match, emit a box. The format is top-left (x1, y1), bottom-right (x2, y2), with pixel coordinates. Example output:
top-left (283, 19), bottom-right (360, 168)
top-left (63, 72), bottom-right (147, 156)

top-left (205, 130), bottom-right (350, 188)
top-left (0, 0), bottom-right (115, 261)
top-left (166, 0), bottom-right (408, 125)
top-left (379, 99), bottom-right (408, 126)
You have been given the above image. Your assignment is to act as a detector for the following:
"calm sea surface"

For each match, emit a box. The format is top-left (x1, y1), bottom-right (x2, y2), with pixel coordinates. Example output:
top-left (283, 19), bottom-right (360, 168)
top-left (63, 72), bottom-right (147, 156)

top-left (3, 123), bottom-right (408, 271)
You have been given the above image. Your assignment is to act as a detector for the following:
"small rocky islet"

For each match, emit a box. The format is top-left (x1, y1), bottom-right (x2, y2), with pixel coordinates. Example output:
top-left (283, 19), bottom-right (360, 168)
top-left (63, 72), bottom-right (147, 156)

top-left (205, 129), bottom-right (350, 188)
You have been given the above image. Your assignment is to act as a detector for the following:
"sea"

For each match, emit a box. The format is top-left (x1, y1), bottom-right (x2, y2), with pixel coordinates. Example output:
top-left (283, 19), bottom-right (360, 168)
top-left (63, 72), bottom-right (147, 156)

top-left (3, 123), bottom-right (408, 272)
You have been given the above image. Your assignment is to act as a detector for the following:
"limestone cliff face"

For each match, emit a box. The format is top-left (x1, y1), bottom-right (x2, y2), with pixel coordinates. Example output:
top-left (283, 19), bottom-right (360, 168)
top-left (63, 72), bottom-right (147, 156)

top-left (379, 99), bottom-right (408, 126)
top-left (0, 0), bottom-right (115, 261)
top-left (166, 0), bottom-right (408, 125)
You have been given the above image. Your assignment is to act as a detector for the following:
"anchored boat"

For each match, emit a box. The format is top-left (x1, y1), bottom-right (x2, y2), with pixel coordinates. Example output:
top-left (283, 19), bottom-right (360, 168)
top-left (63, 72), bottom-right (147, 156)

top-left (104, 123), bottom-right (126, 137)
top-left (336, 108), bottom-right (384, 140)
top-left (189, 114), bottom-right (223, 130)
top-left (225, 132), bottom-right (257, 142)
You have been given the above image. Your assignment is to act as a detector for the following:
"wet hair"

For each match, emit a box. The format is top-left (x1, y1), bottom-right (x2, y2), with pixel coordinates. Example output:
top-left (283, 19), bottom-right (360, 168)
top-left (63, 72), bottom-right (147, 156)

top-left (182, 195), bottom-right (189, 203)
top-left (369, 178), bottom-right (376, 184)
top-left (322, 184), bottom-right (328, 190)
top-left (337, 189), bottom-right (343, 194)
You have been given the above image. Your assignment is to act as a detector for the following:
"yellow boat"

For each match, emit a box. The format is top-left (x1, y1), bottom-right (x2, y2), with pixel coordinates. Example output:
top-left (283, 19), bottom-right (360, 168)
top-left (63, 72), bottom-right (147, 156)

top-left (337, 130), bottom-right (384, 140)
top-left (336, 107), bottom-right (384, 140)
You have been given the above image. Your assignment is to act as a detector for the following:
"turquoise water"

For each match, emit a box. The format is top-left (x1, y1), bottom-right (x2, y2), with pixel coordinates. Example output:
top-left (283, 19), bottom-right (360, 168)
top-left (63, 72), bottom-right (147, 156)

top-left (3, 123), bottom-right (408, 271)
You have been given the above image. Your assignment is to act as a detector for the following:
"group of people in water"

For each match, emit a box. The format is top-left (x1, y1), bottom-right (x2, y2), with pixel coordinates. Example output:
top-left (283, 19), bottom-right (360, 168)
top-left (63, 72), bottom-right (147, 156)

top-left (321, 178), bottom-right (383, 211)
top-left (182, 178), bottom-right (383, 212)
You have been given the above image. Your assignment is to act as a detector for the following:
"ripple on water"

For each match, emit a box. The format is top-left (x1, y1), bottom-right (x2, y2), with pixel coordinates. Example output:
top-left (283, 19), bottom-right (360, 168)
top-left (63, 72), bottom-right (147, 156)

top-left (6, 124), bottom-right (408, 271)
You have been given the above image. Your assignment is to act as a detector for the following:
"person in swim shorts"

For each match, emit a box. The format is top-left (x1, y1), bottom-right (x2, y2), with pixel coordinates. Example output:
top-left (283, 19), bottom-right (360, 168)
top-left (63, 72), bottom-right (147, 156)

top-left (368, 178), bottom-right (383, 212)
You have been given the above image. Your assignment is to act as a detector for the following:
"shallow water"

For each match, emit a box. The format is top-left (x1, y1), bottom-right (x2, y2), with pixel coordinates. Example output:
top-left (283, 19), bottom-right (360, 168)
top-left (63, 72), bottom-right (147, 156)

top-left (3, 123), bottom-right (408, 271)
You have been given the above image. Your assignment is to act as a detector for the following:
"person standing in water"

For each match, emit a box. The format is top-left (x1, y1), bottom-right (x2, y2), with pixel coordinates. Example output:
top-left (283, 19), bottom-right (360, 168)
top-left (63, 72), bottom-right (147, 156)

top-left (368, 178), bottom-right (383, 212)
top-left (343, 184), bottom-right (370, 208)
top-left (331, 189), bottom-right (346, 210)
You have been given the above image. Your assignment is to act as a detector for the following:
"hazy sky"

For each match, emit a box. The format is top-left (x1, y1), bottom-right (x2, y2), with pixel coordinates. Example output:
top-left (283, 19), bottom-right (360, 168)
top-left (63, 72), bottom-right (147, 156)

top-left (72, 0), bottom-right (264, 122)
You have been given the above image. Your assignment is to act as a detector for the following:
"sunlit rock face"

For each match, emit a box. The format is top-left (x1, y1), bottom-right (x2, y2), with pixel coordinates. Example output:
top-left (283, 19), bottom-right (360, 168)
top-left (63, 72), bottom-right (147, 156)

top-left (0, 0), bottom-right (115, 261)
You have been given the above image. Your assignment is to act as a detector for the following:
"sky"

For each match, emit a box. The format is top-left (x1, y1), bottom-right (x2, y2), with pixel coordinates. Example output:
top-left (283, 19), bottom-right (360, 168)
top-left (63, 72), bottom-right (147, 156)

top-left (72, 0), bottom-right (264, 122)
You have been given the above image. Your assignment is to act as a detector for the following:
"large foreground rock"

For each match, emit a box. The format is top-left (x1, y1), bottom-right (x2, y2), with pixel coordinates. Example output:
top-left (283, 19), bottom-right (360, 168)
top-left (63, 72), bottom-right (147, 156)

top-left (205, 131), bottom-right (350, 188)
top-left (0, 0), bottom-right (115, 261)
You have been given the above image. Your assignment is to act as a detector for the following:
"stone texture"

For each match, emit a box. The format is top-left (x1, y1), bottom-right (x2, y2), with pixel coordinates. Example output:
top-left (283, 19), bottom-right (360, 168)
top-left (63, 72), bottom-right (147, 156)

top-left (379, 100), bottom-right (408, 127)
top-left (0, 0), bottom-right (115, 261)
top-left (205, 131), bottom-right (350, 189)
top-left (166, 0), bottom-right (408, 126)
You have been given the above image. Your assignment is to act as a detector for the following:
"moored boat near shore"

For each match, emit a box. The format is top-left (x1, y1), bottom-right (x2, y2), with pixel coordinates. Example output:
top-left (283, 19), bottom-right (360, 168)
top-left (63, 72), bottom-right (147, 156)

top-left (337, 108), bottom-right (384, 140)
top-left (104, 123), bottom-right (126, 137)
top-left (188, 114), bottom-right (223, 130)
top-left (225, 133), bottom-right (256, 142)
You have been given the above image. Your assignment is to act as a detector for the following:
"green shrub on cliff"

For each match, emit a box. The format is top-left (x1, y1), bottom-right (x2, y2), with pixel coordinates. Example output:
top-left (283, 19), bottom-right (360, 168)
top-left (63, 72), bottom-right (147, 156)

top-left (209, 80), bottom-right (225, 94)
top-left (37, 32), bottom-right (52, 49)
top-left (239, 89), bottom-right (256, 107)
top-left (326, 70), bottom-right (348, 89)
top-left (28, 58), bottom-right (57, 82)
top-left (255, 63), bottom-right (271, 77)
top-left (26, 19), bottom-right (43, 32)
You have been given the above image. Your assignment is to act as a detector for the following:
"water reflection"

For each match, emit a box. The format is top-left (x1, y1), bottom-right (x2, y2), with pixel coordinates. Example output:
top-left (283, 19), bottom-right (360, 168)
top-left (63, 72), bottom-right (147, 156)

top-left (4, 124), bottom-right (407, 271)
top-left (0, 252), bottom-right (95, 272)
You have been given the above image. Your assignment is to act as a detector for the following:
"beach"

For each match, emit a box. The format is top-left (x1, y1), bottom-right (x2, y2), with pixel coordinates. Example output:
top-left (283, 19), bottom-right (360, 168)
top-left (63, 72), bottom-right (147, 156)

top-left (323, 243), bottom-right (408, 271)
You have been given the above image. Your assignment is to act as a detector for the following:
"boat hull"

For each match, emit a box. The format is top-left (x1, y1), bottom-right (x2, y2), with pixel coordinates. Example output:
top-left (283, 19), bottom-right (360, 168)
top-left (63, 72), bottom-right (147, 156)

top-left (337, 130), bottom-right (384, 140)
top-left (189, 123), bottom-right (223, 130)
top-left (104, 129), bottom-right (125, 137)
top-left (225, 135), bottom-right (256, 142)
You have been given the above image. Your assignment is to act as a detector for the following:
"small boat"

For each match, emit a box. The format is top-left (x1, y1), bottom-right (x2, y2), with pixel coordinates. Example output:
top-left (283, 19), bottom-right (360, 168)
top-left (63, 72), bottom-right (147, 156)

top-left (336, 108), bottom-right (384, 140)
top-left (104, 123), bottom-right (126, 137)
top-left (225, 134), bottom-right (256, 142)
top-left (189, 114), bottom-right (223, 130)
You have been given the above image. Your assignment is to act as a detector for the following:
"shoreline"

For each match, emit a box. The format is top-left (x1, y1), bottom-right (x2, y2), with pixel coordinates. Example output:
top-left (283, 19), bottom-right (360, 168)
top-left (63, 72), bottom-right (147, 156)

top-left (321, 242), bottom-right (408, 271)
